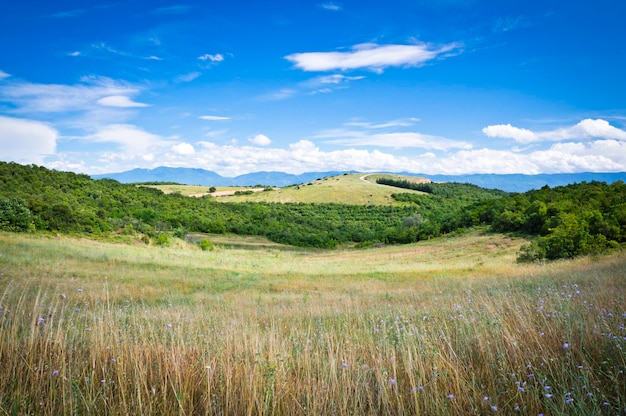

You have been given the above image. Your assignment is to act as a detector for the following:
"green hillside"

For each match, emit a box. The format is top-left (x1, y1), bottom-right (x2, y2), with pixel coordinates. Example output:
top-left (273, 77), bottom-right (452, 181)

top-left (1, 162), bottom-right (625, 260)
top-left (214, 173), bottom-right (425, 205)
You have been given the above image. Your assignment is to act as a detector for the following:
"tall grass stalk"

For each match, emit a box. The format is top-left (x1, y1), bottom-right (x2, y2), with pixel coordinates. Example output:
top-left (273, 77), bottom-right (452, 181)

top-left (0, 233), bottom-right (624, 414)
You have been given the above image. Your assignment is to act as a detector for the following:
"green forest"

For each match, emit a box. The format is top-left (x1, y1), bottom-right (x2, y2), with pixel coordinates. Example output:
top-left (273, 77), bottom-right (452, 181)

top-left (1, 162), bottom-right (625, 260)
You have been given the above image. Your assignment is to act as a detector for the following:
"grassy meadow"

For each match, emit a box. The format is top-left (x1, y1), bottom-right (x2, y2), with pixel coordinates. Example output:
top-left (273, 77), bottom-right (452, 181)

top-left (0, 231), bottom-right (625, 415)
top-left (153, 174), bottom-right (427, 205)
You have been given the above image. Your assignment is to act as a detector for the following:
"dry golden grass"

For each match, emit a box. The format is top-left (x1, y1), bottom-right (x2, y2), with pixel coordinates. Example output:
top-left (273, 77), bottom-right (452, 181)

top-left (1, 231), bottom-right (625, 415)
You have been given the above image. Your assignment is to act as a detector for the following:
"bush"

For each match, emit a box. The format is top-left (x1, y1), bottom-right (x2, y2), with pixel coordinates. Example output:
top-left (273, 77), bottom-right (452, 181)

top-left (155, 233), bottom-right (170, 246)
top-left (199, 238), bottom-right (214, 251)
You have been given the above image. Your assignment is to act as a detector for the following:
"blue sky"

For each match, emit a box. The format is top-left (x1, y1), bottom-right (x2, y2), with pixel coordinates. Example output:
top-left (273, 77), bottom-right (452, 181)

top-left (1, 0), bottom-right (625, 176)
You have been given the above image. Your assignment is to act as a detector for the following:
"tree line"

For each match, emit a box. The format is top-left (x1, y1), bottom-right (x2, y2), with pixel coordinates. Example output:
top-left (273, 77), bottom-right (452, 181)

top-left (0, 162), bottom-right (624, 260)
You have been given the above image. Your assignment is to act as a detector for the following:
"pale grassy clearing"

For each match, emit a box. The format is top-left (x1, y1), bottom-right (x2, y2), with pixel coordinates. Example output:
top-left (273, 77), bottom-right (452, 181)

top-left (215, 174), bottom-right (425, 205)
top-left (142, 184), bottom-right (260, 197)
top-left (0, 232), bottom-right (625, 415)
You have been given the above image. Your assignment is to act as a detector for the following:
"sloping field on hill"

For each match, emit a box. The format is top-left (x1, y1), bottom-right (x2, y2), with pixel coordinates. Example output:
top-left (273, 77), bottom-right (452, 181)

top-left (213, 173), bottom-right (428, 205)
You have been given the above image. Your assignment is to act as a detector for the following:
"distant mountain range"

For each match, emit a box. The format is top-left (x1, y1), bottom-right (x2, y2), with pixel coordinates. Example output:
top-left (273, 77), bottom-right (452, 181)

top-left (91, 167), bottom-right (626, 193)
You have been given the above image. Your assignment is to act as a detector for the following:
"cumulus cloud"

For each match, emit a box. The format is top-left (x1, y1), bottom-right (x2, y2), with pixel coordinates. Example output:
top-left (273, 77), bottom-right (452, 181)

top-left (249, 134), bottom-right (272, 146)
top-left (171, 143), bottom-right (195, 155)
top-left (97, 95), bottom-right (149, 108)
top-left (48, 133), bottom-right (626, 177)
top-left (285, 42), bottom-right (461, 73)
top-left (483, 119), bottom-right (626, 143)
top-left (0, 115), bottom-right (57, 164)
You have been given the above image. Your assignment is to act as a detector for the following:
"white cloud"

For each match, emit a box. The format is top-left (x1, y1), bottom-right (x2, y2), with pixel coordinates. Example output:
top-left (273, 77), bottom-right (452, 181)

top-left (86, 124), bottom-right (169, 154)
top-left (49, 134), bottom-right (626, 177)
top-left (345, 118), bottom-right (420, 129)
top-left (313, 119), bottom-right (469, 150)
top-left (176, 72), bottom-right (201, 82)
top-left (482, 124), bottom-right (537, 143)
top-left (0, 76), bottom-right (144, 113)
top-left (0, 115), bottom-right (57, 164)
top-left (199, 115), bottom-right (230, 121)
top-left (315, 74), bottom-right (365, 84)
top-left (285, 42), bottom-right (461, 72)
top-left (547, 119), bottom-right (626, 141)
top-left (0, 70), bottom-right (10, 80)
top-left (171, 143), bottom-right (195, 155)
top-left (97, 95), bottom-right (149, 108)
top-left (325, 132), bottom-right (471, 150)
top-left (260, 88), bottom-right (297, 101)
top-left (249, 134), bottom-right (272, 146)
top-left (319, 2), bottom-right (342, 11)
top-left (198, 53), bottom-right (224, 62)
top-left (483, 119), bottom-right (626, 143)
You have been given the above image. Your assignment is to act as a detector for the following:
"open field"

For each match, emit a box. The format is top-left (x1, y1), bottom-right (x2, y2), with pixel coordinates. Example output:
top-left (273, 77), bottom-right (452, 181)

top-left (216, 174), bottom-right (426, 205)
top-left (149, 174), bottom-right (428, 205)
top-left (1, 231), bottom-right (625, 415)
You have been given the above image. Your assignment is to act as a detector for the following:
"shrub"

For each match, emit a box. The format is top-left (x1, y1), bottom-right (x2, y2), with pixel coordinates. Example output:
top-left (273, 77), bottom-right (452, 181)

top-left (155, 233), bottom-right (170, 246)
top-left (199, 238), bottom-right (214, 251)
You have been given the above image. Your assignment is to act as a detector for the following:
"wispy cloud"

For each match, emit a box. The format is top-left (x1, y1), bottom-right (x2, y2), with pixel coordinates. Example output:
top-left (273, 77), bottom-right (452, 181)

top-left (286, 42), bottom-right (462, 73)
top-left (86, 124), bottom-right (171, 154)
top-left (49, 9), bottom-right (86, 18)
top-left (97, 95), bottom-right (149, 108)
top-left (319, 2), bottom-right (342, 11)
top-left (492, 15), bottom-right (531, 33)
top-left (0, 76), bottom-right (145, 113)
top-left (199, 115), bottom-right (230, 121)
top-left (313, 118), bottom-right (470, 150)
top-left (176, 72), bottom-right (201, 83)
top-left (0, 70), bottom-right (10, 80)
top-left (483, 119), bottom-right (626, 144)
top-left (344, 118), bottom-right (420, 129)
top-left (324, 132), bottom-right (471, 151)
top-left (152, 4), bottom-right (191, 15)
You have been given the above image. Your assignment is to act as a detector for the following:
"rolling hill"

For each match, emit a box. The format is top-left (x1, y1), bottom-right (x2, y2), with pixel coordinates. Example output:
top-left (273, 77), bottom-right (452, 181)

top-left (92, 167), bottom-right (626, 193)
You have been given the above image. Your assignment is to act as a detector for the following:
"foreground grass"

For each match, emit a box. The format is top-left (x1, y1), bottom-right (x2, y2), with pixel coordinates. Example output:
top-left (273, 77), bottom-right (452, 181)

top-left (0, 232), bottom-right (625, 415)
